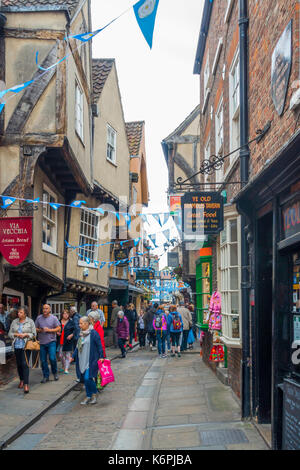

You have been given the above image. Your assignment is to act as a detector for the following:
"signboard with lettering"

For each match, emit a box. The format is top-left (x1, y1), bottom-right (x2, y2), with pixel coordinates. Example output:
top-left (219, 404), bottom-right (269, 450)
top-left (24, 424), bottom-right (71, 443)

top-left (0, 217), bottom-right (33, 266)
top-left (181, 192), bottom-right (224, 240)
top-left (136, 269), bottom-right (155, 280)
top-left (282, 378), bottom-right (300, 450)
top-left (114, 248), bottom-right (129, 266)
top-left (282, 198), bottom-right (300, 240)
top-left (271, 21), bottom-right (292, 116)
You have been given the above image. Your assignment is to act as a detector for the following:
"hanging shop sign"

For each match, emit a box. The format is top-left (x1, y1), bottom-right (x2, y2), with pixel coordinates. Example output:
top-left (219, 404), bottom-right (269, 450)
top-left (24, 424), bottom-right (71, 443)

top-left (0, 217), bottom-right (33, 266)
top-left (181, 192), bottom-right (224, 240)
top-left (114, 248), bottom-right (129, 266)
top-left (271, 20), bottom-right (292, 116)
top-left (282, 198), bottom-right (300, 240)
top-left (136, 269), bottom-right (155, 280)
top-left (168, 252), bottom-right (179, 268)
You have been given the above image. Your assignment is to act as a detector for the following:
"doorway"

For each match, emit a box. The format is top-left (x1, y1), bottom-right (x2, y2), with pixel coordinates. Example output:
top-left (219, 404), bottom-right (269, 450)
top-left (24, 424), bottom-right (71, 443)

top-left (256, 211), bottom-right (273, 423)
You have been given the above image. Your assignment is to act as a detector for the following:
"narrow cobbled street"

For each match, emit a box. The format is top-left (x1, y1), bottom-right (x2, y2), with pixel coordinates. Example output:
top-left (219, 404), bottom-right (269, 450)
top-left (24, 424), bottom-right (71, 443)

top-left (4, 348), bottom-right (268, 451)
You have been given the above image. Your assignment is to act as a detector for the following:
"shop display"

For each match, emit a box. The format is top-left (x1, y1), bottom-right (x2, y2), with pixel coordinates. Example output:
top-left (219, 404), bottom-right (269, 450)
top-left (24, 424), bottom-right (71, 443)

top-left (209, 345), bottom-right (225, 362)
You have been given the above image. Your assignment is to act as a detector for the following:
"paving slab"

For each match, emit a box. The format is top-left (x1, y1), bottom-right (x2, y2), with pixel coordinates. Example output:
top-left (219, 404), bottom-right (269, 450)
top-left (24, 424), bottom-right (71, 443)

top-left (129, 397), bottom-right (152, 412)
top-left (156, 405), bottom-right (208, 417)
top-left (122, 411), bottom-right (148, 429)
top-left (154, 415), bottom-right (190, 426)
top-left (24, 415), bottom-right (65, 434)
top-left (112, 430), bottom-right (145, 450)
top-left (6, 433), bottom-right (46, 451)
top-left (135, 385), bottom-right (156, 398)
top-left (152, 428), bottom-right (200, 450)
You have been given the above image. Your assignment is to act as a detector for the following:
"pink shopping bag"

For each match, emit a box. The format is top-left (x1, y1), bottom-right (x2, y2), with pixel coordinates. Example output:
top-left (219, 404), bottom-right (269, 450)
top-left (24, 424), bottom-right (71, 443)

top-left (98, 359), bottom-right (115, 387)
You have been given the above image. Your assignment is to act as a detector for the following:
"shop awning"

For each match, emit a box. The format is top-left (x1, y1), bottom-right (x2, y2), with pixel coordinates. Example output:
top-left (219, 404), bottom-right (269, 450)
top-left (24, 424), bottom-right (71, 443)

top-left (109, 278), bottom-right (128, 290)
top-left (128, 285), bottom-right (144, 294)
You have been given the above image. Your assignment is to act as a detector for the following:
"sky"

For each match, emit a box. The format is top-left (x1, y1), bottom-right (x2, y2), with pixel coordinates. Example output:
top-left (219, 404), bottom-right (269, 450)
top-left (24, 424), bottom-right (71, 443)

top-left (91, 0), bottom-right (204, 266)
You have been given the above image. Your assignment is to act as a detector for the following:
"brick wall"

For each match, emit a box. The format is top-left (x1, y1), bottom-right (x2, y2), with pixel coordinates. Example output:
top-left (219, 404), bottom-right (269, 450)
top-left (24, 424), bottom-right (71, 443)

top-left (248, 1), bottom-right (300, 178)
top-left (227, 347), bottom-right (242, 398)
top-left (0, 355), bottom-right (17, 386)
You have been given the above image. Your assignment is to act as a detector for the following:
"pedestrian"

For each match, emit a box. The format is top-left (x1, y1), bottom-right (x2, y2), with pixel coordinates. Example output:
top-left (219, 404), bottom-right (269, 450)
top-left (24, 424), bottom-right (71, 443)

top-left (124, 303), bottom-right (137, 349)
top-left (144, 303), bottom-right (158, 351)
top-left (88, 310), bottom-right (106, 358)
top-left (8, 306), bottom-right (36, 393)
top-left (153, 306), bottom-right (168, 358)
top-left (0, 304), bottom-right (8, 332)
top-left (177, 301), bottom-right (193, 352)
top-left (168, 305), bottom-right (183, 358)
top-left (57, 309), bottom-right (74, 374)
top-left (137, 309), bottom-right (146, 349)
top-left (71, 316), bottom-right (104, 405)
top-left (188, 304), bottom-right (197, 349)
top-left (69, 306), bottom-right (81, 351)
top-left (110, 300), bottom-right (121, 348)
top-left (6, 308), bottom-right (18, 332)
top-left (164, 306), bottom-right (171, 353)
top-left (86, 301), bottom-right (105, 328)
top-left (35, 304), bottom-right (61, 383)
top-left (116, 311), bottom-right (129, 358)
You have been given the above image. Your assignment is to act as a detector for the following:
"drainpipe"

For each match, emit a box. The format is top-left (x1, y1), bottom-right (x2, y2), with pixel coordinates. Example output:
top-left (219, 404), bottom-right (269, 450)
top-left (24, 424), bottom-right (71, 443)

top-left (239, 0), bottom-right (251, 419)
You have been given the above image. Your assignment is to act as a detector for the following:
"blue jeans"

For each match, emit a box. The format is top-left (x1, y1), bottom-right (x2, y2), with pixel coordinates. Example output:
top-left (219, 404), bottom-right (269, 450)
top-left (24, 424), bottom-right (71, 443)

top-left (156, 331), bottom-right (167, 355)
top-left (40, 341), bottom-right (57, 378)
top-left (81, 369), bottom-right (98, 398)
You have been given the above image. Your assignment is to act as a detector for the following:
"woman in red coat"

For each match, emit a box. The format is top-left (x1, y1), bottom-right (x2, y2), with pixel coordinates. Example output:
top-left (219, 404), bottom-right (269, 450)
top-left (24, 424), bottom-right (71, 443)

top-left (88, 311), bottom-right (106, 358)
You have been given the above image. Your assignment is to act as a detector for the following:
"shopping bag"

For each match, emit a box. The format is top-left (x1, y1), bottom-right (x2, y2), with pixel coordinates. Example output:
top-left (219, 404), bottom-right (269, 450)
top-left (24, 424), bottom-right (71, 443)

top-left (188, 329), bottom-right (195, 344)
top-left (96, 371), bottom-right (104, 391)
top-left (98, 359), bottom-right (115, 387)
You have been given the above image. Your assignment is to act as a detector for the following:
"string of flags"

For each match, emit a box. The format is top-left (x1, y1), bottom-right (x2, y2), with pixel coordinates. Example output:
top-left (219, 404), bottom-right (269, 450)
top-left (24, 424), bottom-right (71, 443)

top-left (0, 0), bottom-right (160, 114)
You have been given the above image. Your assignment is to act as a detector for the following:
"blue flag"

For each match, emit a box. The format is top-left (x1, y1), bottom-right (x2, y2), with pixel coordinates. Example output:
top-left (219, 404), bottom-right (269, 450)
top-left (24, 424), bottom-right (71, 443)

top-left (49, 202), bottom-right (61, 211)
top-left (70, 200), bottom-right (86, 208)
top-left (0, 103), bottom-right (5, 115)
top-left (133, 0), bottom-right (160, 49)
top-left (1, 196), bottom-right (16, 209)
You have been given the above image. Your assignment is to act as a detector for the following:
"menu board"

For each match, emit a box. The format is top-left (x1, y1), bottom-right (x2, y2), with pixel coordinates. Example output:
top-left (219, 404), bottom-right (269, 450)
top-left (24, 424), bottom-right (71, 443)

top-left (182, 192), bottom-right (224, 241)
top-left (282, 379), bottom-right (300, 450)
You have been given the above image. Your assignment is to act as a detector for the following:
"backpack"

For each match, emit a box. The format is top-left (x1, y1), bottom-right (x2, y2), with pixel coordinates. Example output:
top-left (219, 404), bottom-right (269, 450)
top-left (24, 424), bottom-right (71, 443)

top-left (155, 314), bottom-right (163, 329)
top-left (172, 314), bottom-right (181, 331)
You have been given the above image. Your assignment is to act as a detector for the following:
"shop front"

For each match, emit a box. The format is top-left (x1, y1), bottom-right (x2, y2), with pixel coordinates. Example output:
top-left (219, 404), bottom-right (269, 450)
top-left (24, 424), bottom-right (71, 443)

top-left (235, 130), bottom-right (300, 449)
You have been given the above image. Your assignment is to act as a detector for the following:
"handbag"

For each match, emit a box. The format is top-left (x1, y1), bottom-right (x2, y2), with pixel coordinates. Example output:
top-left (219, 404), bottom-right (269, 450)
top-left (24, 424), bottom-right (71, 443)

top-left (98, 359), bottom-right (115, 387)
top-left (25, 337), bottom-right (40, 351)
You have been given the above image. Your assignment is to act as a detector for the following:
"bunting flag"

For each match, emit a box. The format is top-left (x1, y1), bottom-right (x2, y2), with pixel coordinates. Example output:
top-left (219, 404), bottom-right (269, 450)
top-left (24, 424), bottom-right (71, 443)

top-left (124, 214), bottom-right (131, 230)
top-left (99, 262), bottom-right (106, 269)
top-left (93, 207), bottom-right (105, 215)
top-left (49, 202), bottom-right (62, 211)
top-left (134, 237), bottom-right (141, 246)
top-left (35, 51), bottom-right (68, 72)
top-left (26, 198), bottom-right (40, 204)
top-left (162, 229), bottom-right (170, 241)
top-left (152, 213), bottom-right (162, 226)
top-left (70, 200), bottom-right (86, 208)
top-left (0, 103), bottom-right (5, 115)
top-left (160, 213), bottom-right (170, 227)
top-left (149, 234), bottom-right (158, 248)
top-left (1, 196), bottom-right (16, 209)
top-left (0, 79), bottom-right (34, 100)
top-left (133, 0), bottom-right (160, 49)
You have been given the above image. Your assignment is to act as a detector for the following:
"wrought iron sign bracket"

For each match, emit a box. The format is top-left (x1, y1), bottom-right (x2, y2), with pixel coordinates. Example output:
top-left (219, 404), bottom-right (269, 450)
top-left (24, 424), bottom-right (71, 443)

top-left (174, 122), bottom-right (272, 192)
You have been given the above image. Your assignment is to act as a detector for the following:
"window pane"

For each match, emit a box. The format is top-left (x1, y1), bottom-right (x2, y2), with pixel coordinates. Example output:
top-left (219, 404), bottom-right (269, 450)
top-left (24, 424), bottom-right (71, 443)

top-left (231, 316), bottom-right (240, 339)
top-left (202, 262), bottom-right (210, 278)
top-left (230, 268), bottom-right (238, 290)
top-left (202, 277), bottom-right (210, 294)
top-left (230, 243), bottom-right (238, 266)
top-left (230, 292), bottom-right (239, 315)
top-left (230, 219), bottom-right (237, 242)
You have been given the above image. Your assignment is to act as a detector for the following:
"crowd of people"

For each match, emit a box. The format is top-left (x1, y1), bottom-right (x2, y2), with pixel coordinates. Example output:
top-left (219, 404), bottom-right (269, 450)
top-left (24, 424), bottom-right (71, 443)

top-left (3, 298), bottom-right (197, 405)
top-left (110, 300), bottom-right (197, 359)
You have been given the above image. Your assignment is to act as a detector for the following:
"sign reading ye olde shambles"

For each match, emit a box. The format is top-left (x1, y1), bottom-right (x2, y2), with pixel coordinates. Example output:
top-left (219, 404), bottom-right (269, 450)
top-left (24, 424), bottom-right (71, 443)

top-left (0, 217), bottom-right (33, 266)
top-left (182, 192), bottom-right (224, 241)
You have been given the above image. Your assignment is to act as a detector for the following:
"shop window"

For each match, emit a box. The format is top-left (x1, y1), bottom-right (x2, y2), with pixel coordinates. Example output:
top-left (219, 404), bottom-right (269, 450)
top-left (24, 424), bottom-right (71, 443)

top-left (196, 257), bottom-right (212, 329)
top-left (78, 208), bottom-right (99, 266)
top-left (220, 217), bottom-right (241, 345)
top-left (42, 186), bottom-right (58, 254)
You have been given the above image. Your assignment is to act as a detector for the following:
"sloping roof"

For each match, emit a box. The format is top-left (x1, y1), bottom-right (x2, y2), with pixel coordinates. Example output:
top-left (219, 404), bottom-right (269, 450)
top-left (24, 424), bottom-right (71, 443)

top-left (92, 59), bottom-right (115, 104)
top-left (162, 104), bottom-right (200, 142)
top-left (125, 121), bottom-right (144, 156)
top-left (1, 0), bottom-right (81, 17)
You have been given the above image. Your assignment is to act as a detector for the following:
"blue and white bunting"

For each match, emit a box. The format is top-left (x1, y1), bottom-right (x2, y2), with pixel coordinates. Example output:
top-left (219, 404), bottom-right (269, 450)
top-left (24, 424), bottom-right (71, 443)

top-left (0, 103), bottom-right (5, 115)
top-left (93, 207), bottom-right (105, 215)
top-left (1, 196), bottom-right (16, 209)
top-left (49, 202), bottom-right (62, 211)
top-left (70, 200), bottom-right (86, 208)
top-left (26, 198), bottom-right (40, 204)
top-left (133, 0), bottom-right (160, 49)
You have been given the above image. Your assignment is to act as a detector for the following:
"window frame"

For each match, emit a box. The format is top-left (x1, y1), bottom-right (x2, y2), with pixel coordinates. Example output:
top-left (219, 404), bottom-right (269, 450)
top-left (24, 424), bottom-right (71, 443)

top-left (204, 137), bottom-right (211, 191)
top-left (219, 214), bottom-right (242, 348)
top-left (215, 96), bottom-right (224, 181)
top-left (229, 50), bottom-right (240, 167)
top-left (78, 208), bottom-right (100, 268)
top-left (106, 124), bottom-right (117, 165)
top-left (75, 80), bottom-right (84, 142)
top-left (42, 185), bottom-right (58, 255)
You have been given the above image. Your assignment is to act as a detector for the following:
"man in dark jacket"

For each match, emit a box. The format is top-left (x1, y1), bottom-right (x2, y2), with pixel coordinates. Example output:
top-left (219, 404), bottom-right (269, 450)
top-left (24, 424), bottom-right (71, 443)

top-left (124, 303), bottom-right (137, 349)
top-left (144, 303), bottom-right (159, 351)
top-left (116, 311), bottom-right (129, 358)
top-left (69, 306), bottom-right (81, 351)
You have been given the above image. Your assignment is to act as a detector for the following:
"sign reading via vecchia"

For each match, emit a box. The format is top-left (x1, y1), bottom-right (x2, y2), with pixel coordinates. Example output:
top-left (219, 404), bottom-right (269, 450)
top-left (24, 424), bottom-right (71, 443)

top-left (181, 192), bottom-right (224, 240)
top-left (0, 217), bottom-right (33, 266)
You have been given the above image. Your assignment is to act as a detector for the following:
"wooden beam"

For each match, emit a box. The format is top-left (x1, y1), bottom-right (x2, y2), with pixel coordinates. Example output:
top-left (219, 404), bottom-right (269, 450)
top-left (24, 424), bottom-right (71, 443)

top-left (4, 28), bottom-right (65, 40)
